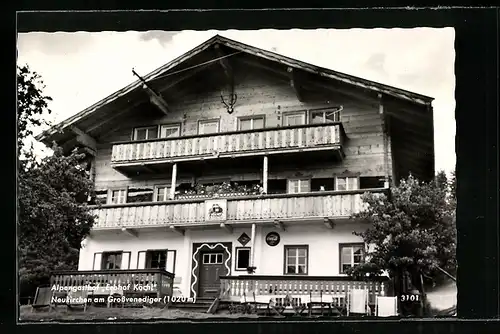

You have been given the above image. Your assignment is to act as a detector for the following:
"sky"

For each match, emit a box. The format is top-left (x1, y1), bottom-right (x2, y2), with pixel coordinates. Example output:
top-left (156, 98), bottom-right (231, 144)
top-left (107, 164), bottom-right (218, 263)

top-left (17, 28), bottom-right (456, 174)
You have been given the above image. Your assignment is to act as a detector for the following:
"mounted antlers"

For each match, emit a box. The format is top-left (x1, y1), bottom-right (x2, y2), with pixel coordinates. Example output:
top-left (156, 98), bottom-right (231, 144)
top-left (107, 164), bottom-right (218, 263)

top-left (220, 92), bottom-right (238, 114)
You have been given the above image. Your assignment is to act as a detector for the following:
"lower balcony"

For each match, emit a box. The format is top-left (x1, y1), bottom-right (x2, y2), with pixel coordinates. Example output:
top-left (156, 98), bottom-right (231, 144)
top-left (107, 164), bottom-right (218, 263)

top-left (91, 188), bottom-right (387, 230)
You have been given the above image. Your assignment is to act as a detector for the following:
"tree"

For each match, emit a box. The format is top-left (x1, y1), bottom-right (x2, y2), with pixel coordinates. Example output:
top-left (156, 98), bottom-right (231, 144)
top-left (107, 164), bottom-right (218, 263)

top-left (346, 172), bottom-right (456, 316)
top-left (17, 64), bottom-right (96, 300)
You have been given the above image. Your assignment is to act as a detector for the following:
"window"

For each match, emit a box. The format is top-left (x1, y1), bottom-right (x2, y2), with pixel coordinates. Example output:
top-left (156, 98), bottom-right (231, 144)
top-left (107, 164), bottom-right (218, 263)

top-left (283, 112), bottom-right (306, 126)
top-left (109, 189), bottom-right (127, 204)
top-left (335, 177), bottom-right (359, 191)
top-left (340, 244), bottom-right (365, 273)
top-left (288, 179), bottom-right (311, 194)
top-left (160, 124), bottom-right (180, 138)
top-left (310, 108), bottom-right (341, 124)
top-left (202, 253), bottom-right (223, 264)
top-left (235, 248), bottom-right (251, 271)
top-left (238, 116), bottom-right (265, 130)
top-left (133, 126), bottom-right (158, 140)
top-left (154, 185), bottom-right (170, 202)
top-left (146, 250), bottom-right (167, 269)
top-left (198, 120), bottom-right (219, 134)
top-left (102, 252), bottom-right (123, 270)
top-left (284, 246), bottom-right (308, 275)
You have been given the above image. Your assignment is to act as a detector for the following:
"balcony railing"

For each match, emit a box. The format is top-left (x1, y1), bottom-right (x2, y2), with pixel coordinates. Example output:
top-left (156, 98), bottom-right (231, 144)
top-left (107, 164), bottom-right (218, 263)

top-left (110, 123), bottom-right (344, 164)
top-left (219, 275), bottom-right (390, 306)
top-left (50, 269), bottom-right (174, 299)
top-left (91, 189), bottom-right (386, 229)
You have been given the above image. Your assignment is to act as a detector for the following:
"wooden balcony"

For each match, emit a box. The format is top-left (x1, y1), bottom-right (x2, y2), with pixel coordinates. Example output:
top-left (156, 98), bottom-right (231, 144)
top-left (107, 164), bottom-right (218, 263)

top-left (219, 275), bottom-right (390, 306)
top-left (110, 123), bottom-right (345, 172)
top-left (91, 189), bottom-right (386, 230)
top-left (50, 269), bottom-right (174, 299)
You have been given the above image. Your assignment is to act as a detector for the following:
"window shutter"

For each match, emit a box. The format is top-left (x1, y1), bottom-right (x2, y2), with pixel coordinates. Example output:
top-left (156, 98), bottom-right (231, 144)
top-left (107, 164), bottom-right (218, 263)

top-left (137, 251), bottom-right (147, 269)
top-left (166, 250), bottom-right (177, 273)
top-left (93, 252), bottom-right (103, 270)
top-left (121, 251), bottom-right (131, 269)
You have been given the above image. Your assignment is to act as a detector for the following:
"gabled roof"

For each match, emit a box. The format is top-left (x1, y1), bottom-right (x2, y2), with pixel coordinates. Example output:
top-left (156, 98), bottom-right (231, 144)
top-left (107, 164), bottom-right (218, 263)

top-left (36, 34), bottom-right (434, 142)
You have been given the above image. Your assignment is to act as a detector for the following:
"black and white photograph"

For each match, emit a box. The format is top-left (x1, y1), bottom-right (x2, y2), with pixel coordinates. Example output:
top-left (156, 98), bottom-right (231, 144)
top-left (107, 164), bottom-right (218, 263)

top-left (17, 27), bottom-right (457, 321)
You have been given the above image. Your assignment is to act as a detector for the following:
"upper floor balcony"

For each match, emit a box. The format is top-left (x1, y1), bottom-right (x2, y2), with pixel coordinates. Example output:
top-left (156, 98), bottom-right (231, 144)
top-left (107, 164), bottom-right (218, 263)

top-left (110, 123), bottom-right (345, 174)
top-left (90, 188), bottom-right (387, 233)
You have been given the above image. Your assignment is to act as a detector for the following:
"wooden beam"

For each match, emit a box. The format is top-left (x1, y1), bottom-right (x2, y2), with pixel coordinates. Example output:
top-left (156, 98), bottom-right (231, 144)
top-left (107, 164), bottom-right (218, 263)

top-left (262, 156), bottom-right (269, 194)
top-left (170, 163), bottom-right (177, 200)
top-left (220, 223), bottom-right (233, 234)
top-left (323, 218), bottom-right (335, 229)
top-left (169, 225), bottom-right (185, 236)
top-left (158, 63), bottom-right (215, 94)
top-left (121, 227), bottom-right (138, 238)
top-left (214, 44), bottom-right (233, 79)
top-left (304, 79), bottom-right (380, 106)
top-left (71, 126), bottom-right (97, 153)
top-left (287, 67), bottom-right (305, 102)
top-left (273, 219), bottom-right (286, 231)
top-left (146, 86), bottom-right (170, 115)
top-left (140, 163), bottom-right (156, 174)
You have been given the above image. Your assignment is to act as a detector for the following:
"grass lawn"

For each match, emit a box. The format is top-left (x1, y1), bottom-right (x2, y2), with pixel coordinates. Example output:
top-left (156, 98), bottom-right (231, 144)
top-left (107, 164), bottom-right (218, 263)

top-left (19, 305), bottom-right (260, 322)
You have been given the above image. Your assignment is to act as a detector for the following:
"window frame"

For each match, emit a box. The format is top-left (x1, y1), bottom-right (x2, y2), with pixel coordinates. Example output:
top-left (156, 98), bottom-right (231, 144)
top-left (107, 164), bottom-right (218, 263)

top-left (310, 107), bottom-right (342, 124)
top-left (159, 123), bottom-right (182, 139)
top-left (202, 253), bottom-right (224, 264)
top-left (287, 178), bottom-right (311, 194)
top-left (339, 243), bottom-right (365, 274)
top-left (283, 245), bottom-right (309, 275)
top-left (101, 251), bottom-right (124, 270)
top-left (335, 176), bottom-right (360, 191)
top-left (197, 119), bottom-right (220, 135)
top-left (145, 249), bottom-right (168, 270)
top-left (282, 111), bottom-right (307, 127)
top-left (237, 115), bottom-right (266, 131)
top-left (107, 188), bottom-right (128, 205)
top-left (153, 184), bottom-right (170, 202)
top-left (235, 247), bottom-right (251, 271)
top-left (132, 125), bottom-right (159, 141)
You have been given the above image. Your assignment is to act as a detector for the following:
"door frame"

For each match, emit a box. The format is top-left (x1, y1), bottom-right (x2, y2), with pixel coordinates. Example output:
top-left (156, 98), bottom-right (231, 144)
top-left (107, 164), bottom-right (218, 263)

top-left (190, 242), bottom-right (232, 299)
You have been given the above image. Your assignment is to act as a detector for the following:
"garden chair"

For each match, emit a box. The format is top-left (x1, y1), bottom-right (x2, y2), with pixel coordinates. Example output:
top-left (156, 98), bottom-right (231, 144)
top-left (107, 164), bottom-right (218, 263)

top-left (346, 288), bottom-right (370, 316)
top-left (308, 290), bottom-right (325, 316)
top-left (31, 286), bottom-right (53, 312)
top-left (289, 294), bottom-right (307, 316)
top-left (252, 292), bottom-right (271, 315)
top-left (375, 296), bottom-right (398, 317)
top-left (66, 289), bottom-right (89, 312)
top-left (326, 291), bottom-right (348, 316)
top-left (269, 294), bottom-right (288, 316)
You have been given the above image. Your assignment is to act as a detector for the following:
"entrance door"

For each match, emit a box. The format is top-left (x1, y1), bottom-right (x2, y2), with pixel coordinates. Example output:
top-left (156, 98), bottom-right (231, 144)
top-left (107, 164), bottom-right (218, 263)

top-left (199, 252), bottom-right (225, 298)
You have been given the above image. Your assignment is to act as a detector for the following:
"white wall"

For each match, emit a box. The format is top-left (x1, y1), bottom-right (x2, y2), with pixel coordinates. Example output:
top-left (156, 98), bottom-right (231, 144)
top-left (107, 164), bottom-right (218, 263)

top-left (80, 222), bottom-right (366, 296)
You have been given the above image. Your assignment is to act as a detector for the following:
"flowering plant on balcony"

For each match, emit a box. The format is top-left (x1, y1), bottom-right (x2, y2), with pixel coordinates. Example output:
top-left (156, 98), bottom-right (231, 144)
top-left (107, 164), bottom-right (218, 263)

top-left (176, 182), bottom-right (264, 199)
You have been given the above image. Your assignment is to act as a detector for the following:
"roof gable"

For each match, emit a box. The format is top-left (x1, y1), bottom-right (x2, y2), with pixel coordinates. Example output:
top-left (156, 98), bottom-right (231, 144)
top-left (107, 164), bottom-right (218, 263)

top-left (36, 34), bottom-right (433, 143)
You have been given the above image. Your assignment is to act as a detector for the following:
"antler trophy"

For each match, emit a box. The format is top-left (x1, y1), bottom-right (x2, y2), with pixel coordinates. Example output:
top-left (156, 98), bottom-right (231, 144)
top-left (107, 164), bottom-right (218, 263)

top-left (220, 92), bottom-right (238, 114)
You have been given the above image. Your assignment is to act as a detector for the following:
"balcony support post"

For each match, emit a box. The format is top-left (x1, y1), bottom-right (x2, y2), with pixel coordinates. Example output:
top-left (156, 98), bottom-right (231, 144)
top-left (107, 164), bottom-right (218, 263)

top-left (250, 223), bottom-right (256, 268)
top-left (263, 156), bottom-right (269, 194)
top-left (170, 163), bottom-right (178, 199)
top-left (379, 94), bottom-right (390, 188)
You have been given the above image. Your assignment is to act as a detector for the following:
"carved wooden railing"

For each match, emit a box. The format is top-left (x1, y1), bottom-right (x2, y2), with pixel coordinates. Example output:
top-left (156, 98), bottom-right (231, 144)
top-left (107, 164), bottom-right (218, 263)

top-left (110, 123), bottom-right (344, 164)
top-left (50, 269), bottom-right (174, 299)
top-left (91, 189), bottom-right (387, 229)
top-left (219, 275), bottom-right (390, 306)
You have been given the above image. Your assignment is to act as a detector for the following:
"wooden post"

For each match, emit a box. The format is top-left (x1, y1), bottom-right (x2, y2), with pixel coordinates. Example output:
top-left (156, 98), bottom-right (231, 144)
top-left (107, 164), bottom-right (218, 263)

top-left (170, 163), bottom-right (177, 200)
top-left (250, 223), bottom-right (256, 269)
top-left (379, 94), bottom-right (390, 188)
top-left (263, 156), bottom-right (269, 193)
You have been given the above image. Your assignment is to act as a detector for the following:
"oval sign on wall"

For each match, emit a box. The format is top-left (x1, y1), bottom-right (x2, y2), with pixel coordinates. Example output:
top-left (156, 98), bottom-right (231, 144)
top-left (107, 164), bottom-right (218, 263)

top-left (265, 232), bottom-right (280, 247)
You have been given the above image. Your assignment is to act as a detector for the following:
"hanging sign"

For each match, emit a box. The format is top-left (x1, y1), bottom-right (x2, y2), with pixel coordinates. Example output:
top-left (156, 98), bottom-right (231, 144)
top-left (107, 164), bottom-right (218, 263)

top-left (265, 232), bottom-right (280, 247)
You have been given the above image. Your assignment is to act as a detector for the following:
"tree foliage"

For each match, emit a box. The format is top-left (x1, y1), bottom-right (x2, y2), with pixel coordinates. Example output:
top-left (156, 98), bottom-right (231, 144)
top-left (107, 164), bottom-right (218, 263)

top-left (346, 172), bottom-right (457, 289)
top-left (17, 64), bottom-right (95, 296)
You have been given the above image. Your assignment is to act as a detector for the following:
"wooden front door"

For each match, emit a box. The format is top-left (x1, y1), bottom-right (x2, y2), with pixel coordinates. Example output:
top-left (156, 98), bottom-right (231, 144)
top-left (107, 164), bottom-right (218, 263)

top-left (199, 252), bottom-right (225, 298)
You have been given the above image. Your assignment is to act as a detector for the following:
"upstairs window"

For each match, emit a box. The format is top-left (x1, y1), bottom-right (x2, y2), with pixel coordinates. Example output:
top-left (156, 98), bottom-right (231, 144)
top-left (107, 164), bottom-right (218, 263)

top-left (198, 120), bottom-right (220, 134)
top-left (160, 124), bottom-right (181, 138)
top-left (108, 189), bottom-right (127, 204)
top-left (310, 108), bottom-right (341, 124)
top-left (146, 250), bottom-right (167, 269)
top-left (283, 111), bottom-right (306, 126)
top-left (101, 252), bottom-right (123, 270)
top-left (134, 126), bottom-right (158, 140)
top-left (154, 185), bottom-right (170, 202)
top-left (288, 179), bottom-right (311, 194)
top-left (335, 177), bottom-right (359, 191)
top-left (238, 116), bottom-right (265, 130)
